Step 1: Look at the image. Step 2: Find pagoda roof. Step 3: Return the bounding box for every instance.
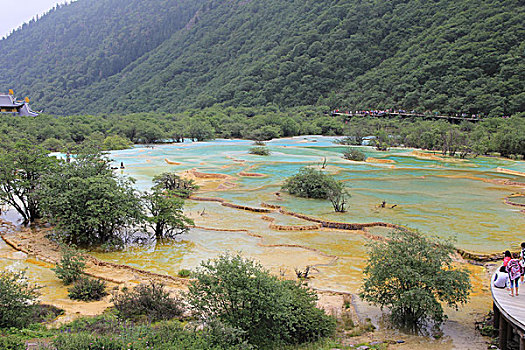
[0,95,23,108]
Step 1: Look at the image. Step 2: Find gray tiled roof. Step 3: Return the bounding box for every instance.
[0,94,21,107]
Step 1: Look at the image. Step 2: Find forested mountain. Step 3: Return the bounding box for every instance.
[0,0,523,115]
[0,0,207,112]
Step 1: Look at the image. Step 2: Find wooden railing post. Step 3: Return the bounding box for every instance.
[508,323,514,343]
[500,314,508,350]
[494,302,500,329]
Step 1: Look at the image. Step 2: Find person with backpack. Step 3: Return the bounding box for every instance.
[520,242,525,283]
[506,253,523,297]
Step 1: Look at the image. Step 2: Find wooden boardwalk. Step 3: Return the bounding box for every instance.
[491,275,525,349]
[331,112,481,123]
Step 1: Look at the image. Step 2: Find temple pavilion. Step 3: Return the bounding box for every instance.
[0,94,39,116]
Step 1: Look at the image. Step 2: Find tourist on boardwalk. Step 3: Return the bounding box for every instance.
[503,250,512,266]
[506,253,523,297]
[494,265,510,291]
[520,242,525,283]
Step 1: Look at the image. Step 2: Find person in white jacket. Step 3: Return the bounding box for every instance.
[494,265,510,291]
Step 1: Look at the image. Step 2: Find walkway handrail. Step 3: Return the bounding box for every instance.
[491,273,525,350]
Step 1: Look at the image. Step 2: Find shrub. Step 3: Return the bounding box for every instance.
[0,270,40,328]
[52,333,123,350]
[282,167,350,212]
[152,172,198,198]
[61,314,121,335]
[52,246,86,285]
[282,167,339,199]
[29,304,64,323]
[342,148,366,161]
[360,230,471,329]
[102,135,133,151]
[202,320,254,350]
[177,269,192,278]
[142,190,194,240]
[41,137,65,152]
[68,277,107,301]
[189,254,336,348]
[112,282,183,322]
[0,336,25,350]
[249,146,270,156]
[39,152,144,247]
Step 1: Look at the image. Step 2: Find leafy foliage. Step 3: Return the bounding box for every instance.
[142,190,194,240]
[188,254,336,348]
[343,116,525,158]
[0,270,40,328]
[360,230,471,329]
[282,167,349,212]
[282,167,338,199]
[0,140,57,223]
[249,146,271,156]
[112,282,183,323]
[1,0,522,116]
[152,172,198,198]
[50,319,254,350]
[342,148,366,161]
[0,0,206,115]
[68,277,107,302]
[177,269,192,278]
[52,246,86,285]
[0,336,25,350]
[102,135,133,151]
[39,152,143,246]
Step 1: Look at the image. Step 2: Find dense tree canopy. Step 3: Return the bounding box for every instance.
[360,230,471,329]
[0,0,522,115]
[0,141,57,223]
[39,152,143,246]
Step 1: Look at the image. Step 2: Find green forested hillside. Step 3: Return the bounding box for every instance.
[0,0,206,113]
[0,0,523,115]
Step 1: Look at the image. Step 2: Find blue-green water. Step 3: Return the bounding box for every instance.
[86,136,525,293]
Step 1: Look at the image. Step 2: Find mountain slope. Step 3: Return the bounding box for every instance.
[0,0,206,113]
[0,0,523,115]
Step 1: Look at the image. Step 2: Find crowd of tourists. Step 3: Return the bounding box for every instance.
[331,109,418,116]
[493,243,525,297]
[331,108,511,119]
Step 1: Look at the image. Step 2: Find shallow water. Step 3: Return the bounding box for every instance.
[94,137,522,348]
[93,138,523,291]
[3,136,523,348]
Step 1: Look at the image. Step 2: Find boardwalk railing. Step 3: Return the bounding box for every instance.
[331,111,482,123]
[491,274,525,350]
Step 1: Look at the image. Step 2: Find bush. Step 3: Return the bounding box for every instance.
[249,146,270,156]
[282,167,349,212]
[102,135,133,151]
[112,282,183,322]
[152,172,199,198]
[177,269,192,278]
[68,277,107,301]
[360,230,471,329]
[52,333,123,350]
[29,304,64,324]
[342,148,366,161]
[202,320,254,350]
[282,167,339,199]
[0,270,40,328]
[189,254,336,348]
[0,336,25,350]
[52,246,86,285]
[60,314,121,335]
